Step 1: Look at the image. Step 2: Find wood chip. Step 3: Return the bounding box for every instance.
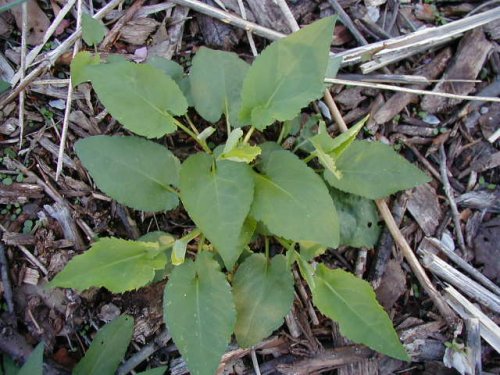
[421,28,493,113]
[407,184,443,236]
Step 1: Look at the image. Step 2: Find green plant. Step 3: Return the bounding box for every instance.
[49,17,431,375]
[0,316,166,375]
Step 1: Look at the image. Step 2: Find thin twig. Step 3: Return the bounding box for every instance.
[235,0,257,56]
[375,200,457,324]
[325,0,368,45]
[439,145,468,257]
[0,223,48,275]
[100,0,146,50]
[170,0,285,40]
[10,0,78,86]
[0,0,125,108]
[56,0,83,181]
[0,244,15,314]
[250,347,262,375]
[116,329,171,375]
[18,0,28,146]
[426,237,500,297]
[325,78,500,103]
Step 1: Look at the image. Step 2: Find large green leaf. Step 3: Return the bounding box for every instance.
[324,140,431,199]
[82,13,106,46]
[233,254,294,347]
[86,61,187,138]
[164,252,235,375]
[250,150,339,247]
[73,315,134,375]
[49,238,167,293]
[179,153,254,269]
[190,48,249,127]
[312,265,409,361]
[17,342,44,375]
[240,17,335,130]
[330,189,381,248]
[76,135,180,212]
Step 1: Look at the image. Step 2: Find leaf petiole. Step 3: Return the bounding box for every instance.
[242,126,255,144]
[173,118,212,154]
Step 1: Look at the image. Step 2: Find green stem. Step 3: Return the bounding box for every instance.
[264,236,270,259]
[174,118,212,154]
[197,234,205,252]
[277,123,286,144]
[303,152,317,164]
[242,126,255,144]
[180,228,202,243]
[184,114,200,135]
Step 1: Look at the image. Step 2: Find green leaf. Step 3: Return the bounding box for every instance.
[312,265,409,361]
[136,367,168,375]
[233,254,294,347]
[164,252,235,375]
[2,356,19,375]
[147,57,192,104]
[325,55,342,80]
[324,140,431,199]
[240,17,335,130]
[190,48,249,127]
[17,342,44,375]
[0,80,10,94]
[73,315,134,375]
[147,57,184,80]
[330,189,381,248]
[71,51,101,86]
[49,238,167,293]
[81,13,106,46]
[221,144,261,164]
[139,231,176,251]
[299,241,326,261]
[220,129,261,163]
[76,135,180,212]
[86,61,188,138]
[250,150,339,247]
[179,153,254,269]
[171,239,187,266]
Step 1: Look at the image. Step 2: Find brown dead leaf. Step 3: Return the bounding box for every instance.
[1,0,50,45]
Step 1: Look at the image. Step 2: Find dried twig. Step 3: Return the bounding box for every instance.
[10,0,78,86]
[100,0,146,50]
[116,329,171,375]
[56,0,82,181]
[439,145,468,257]
[170,0,285,40]
[325,0,367,45]
[0,243,15,314]
[235,0,257,56]
[0,0,125,108]
[421,250,500,313]
[18,0,28,145]
[250,348,262,375]
[325,78,500,103]
[466,318,482,374]
[426,237,500,297]
[375,200,457,324]
[0,223,48,275]
[445,286,500,353]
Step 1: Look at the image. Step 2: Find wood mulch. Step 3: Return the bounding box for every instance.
[0,0,499,374]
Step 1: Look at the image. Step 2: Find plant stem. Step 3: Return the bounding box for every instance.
[277,123,286,144]
[174,118,212,154]
[184,114,200,135]
[264,236,270,259]
[242,126,255,144]
[303,152,317,164]
[180,228,202,243]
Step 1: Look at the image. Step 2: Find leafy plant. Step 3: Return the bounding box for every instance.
[49,16,431,375]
